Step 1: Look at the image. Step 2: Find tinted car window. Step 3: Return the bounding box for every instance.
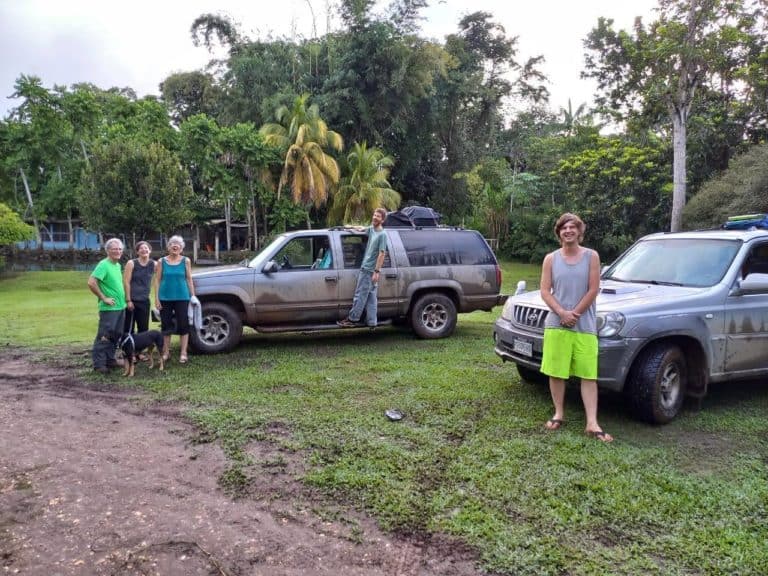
[399,230,495,266]
[341,235,392,269]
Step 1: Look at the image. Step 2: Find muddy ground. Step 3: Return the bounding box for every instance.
[0,350,481,576]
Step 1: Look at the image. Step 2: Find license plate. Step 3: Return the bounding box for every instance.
[513,338,533,357]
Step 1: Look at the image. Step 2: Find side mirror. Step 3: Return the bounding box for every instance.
[732,273,768,295]
[263,260,279,274]
[514,280,527,295]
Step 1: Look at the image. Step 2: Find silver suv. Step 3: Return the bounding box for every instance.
[493,229,768,423]
[191,227,504,354]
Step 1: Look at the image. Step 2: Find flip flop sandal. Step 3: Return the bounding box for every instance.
[545,418,564,430]
[586,430,613,443]
[179,356,188,364]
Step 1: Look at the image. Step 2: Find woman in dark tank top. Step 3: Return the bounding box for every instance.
[123,241,156,335]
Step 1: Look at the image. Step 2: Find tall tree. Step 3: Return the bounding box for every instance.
[80,140,193,238]
[160,71,221,126]
[328,141,401,224]
[583,0,768,231]
[431,11,548,218]
[260,94,343,209]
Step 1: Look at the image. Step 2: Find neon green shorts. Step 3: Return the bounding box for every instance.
[540,328,598,380]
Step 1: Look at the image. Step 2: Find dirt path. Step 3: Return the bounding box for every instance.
[0,351,480,576]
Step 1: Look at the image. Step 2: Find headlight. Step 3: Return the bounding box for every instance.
[501,298,516,321]
[596,311,625,337]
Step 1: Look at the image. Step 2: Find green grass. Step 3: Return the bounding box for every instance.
[1,266,767,575]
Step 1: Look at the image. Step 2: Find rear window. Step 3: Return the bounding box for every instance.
[399,230,495,267]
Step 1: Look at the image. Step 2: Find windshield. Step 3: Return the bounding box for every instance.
[603,238,741,288]
[246,234,289,268]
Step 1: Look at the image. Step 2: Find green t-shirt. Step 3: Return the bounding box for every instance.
[361,227,388,272]
[91,258,126,311]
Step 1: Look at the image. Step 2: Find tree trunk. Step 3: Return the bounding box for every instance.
[19,167,42,245]
[250,201,258,251]
[67,210,74,249]
[225,198,232,251]
[670,106,688,233]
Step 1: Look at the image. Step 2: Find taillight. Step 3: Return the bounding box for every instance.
[495,265,502,288]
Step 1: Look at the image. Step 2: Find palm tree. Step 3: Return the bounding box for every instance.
[260,94,343,208]
[329,142,401,224]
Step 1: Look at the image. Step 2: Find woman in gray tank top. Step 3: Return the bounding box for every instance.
[539,213,613,442]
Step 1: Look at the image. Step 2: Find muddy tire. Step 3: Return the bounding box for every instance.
[516,364,549,385]
[625,343,687,424]
[410,293,457,339]
[190,302,243,354]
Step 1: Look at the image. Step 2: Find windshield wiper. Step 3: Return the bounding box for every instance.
[631,279,684,286]
[601,275,627,282]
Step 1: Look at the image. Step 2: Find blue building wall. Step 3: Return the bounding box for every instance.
[17,226,101,250]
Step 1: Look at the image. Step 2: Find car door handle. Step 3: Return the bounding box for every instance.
[385,273,398,279]
[324,276,337,283]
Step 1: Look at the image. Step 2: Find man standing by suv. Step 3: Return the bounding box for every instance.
[540,213,613,442]
[88,237,126,374]
[338,207,388,328]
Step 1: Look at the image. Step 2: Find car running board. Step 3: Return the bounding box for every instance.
[256,319,394,333]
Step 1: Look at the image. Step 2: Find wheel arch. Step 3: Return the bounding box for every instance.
[406,286,459,317]
[198,294,247,322]
[627,335,709,398]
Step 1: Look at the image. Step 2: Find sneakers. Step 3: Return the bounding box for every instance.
[93,366,109,375]
[336,318,357,328]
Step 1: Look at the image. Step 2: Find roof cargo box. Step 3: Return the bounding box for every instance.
[384,206,442,228]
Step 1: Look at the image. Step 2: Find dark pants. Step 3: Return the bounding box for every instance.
[92,309,125,369]
[124,299,150,334]
[160,300,190,335]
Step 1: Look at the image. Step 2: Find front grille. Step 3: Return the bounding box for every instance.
[513,305,548,330]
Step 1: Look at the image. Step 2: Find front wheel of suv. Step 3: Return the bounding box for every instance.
[625,343,687,424]
[190,302,243,354]
[410,293,457,339]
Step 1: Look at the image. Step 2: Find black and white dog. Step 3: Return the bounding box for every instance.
[118,330,165,377]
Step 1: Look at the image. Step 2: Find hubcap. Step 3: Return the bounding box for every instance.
[421,303,447,332]
[659,362,681,410]
[201,314,229,345]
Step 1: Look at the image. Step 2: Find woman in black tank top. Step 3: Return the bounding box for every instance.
[123,241,156,334]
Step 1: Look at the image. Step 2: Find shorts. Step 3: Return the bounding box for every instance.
[540,328,598,380]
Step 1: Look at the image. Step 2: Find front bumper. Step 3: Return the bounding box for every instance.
[493,317,639,392]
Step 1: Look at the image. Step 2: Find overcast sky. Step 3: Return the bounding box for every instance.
[0,0,657,119]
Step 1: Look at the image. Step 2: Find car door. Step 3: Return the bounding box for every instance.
[253,234,339,325]
[338,231,399,320]
[725,242,768,374]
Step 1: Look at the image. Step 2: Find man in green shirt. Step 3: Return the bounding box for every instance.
[87,238,127,373]
[338,207,388,328]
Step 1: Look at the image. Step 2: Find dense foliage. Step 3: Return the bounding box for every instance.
[1,0,766,259]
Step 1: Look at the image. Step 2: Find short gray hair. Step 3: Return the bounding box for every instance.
[167,235,185,249]
[104,238,124,250]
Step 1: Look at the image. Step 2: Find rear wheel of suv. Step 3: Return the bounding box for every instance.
[190,302,243,354]
[516,364,549,385]
[410,293,457,339]
[625,343,687,424]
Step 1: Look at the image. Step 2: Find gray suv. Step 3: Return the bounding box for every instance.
[191,227,504,353]
[493,229,768,423]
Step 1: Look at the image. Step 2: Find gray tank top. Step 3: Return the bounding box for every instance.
[543,248,597,334]
[129,258,155,301]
